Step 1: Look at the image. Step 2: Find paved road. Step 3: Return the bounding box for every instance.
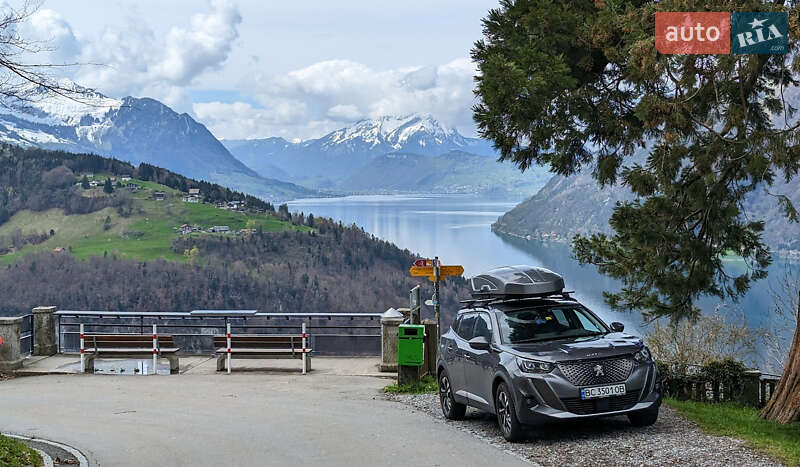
[0,373,527,466]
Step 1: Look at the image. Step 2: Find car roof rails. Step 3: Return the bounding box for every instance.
[459,290,576,309]
[469,265,567,300]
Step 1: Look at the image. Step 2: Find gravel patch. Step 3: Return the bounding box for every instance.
[386,393,781,466]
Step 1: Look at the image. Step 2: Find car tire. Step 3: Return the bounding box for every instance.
[439,371,466,420]
[628,408,659,427]
[495,382,525,442]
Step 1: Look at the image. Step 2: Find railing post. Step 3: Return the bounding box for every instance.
[32,306,57,356]
[152,324,158,375]
[79,323,85,374]
[302,322,307,375]
[0,317,23,371]
[226,323,231,374]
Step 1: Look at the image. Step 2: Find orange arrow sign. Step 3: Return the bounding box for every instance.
[409,266,434,277]
[440,265,464,276]
[409,264,464,278]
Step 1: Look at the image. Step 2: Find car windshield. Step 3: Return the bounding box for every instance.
[497,305,608,344]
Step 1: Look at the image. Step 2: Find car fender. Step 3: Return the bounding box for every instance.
[490,368,514,415]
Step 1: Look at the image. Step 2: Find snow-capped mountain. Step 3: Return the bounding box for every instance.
[224,114,497,188]
[0,82,314,201]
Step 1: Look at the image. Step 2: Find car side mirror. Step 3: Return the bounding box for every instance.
[610,322,625,332]
[468,336,490,350]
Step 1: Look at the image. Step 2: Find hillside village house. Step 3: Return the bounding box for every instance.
[210,225,230,233]
[88,180,100,187]
[183,188,201,203]
[154,191,166,201]
[121,176,132,182]
[180,224,193,235]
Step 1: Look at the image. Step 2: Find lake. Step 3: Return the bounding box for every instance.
[289,194,798,368]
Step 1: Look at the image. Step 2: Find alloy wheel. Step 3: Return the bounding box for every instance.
[440,375,453,414]
[497,389,512,434]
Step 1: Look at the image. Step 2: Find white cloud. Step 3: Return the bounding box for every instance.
[327,104,362,121]
[25,8,80,64]
[200,57,478,140]
[22,2,241,112]
[151,0,241,85]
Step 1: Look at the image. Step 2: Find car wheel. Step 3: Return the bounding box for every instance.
[495,382,525,442]
[438,371,466,420]
[628,408,659,427]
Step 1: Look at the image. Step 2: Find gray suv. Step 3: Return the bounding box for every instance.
[437,266,661,441]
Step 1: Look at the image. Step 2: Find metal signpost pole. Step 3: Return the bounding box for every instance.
[434,256,440,342]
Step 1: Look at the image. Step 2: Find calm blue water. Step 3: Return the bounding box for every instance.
[289,194,797,364]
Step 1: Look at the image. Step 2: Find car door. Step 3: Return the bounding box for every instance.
[449,312,477,398]
[462,312,498,410]
[440,315,463,387]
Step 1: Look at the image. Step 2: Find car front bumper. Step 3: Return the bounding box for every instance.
[510,361,662,425]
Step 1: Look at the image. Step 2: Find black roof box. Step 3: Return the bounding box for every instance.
[469,265,565,299]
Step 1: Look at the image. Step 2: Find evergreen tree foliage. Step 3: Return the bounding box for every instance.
[472,0,800,321]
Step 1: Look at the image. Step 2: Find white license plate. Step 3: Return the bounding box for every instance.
[580,384,626,399]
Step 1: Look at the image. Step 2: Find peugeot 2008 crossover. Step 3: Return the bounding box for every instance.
[437,265,661,442]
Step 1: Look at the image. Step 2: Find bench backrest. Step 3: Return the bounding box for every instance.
[83,334,175,349]
[213,334,305,350]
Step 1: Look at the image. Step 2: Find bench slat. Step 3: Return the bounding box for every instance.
[215,348,312,354]
[86,347,180,354]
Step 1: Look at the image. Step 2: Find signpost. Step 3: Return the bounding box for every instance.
[408,257,464,341]
[409,285,421,324]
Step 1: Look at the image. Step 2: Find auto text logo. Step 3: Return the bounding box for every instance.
[655,12,787,55]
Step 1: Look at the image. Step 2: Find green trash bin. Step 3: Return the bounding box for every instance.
[398,324,425,367]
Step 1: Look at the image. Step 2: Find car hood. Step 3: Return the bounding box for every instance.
[502,333,643,362]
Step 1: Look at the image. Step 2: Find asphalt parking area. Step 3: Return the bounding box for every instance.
[0,372,528,467]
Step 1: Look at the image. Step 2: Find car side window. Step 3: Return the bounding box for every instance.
[473,313,492,341]
[456,313,477,340]
[450,316,462,334]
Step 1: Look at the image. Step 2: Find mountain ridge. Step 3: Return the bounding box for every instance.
[0,84,315,201]
[223,113,499,189]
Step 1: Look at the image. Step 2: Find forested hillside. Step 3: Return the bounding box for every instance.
[494,170,800,255]
[0,145,465,316]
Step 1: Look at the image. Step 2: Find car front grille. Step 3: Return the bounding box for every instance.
[556,357,634,386]
[560,392,640,415]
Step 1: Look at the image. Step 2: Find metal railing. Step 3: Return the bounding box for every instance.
[20,314,33,357]
[56,310,383,356]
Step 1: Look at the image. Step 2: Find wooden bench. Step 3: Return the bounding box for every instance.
[215,334,311,372]
[82,334,180,374]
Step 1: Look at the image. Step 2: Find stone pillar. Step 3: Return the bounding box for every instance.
[33,306,58,356]
[380,308,404,372]
[422,319,438,377]
[738,370,762,407]
[0,316,23,371]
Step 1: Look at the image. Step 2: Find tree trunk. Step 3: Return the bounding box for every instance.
[760,290,800,423]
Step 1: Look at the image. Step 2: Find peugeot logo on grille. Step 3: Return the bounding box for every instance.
[594,364,604,377]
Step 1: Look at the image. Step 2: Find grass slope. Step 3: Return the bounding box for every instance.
[666,398,800,465]
[0,178,304,264]
[0,434,43,467]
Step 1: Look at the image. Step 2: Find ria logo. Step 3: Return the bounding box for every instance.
[593,364,604,377]
[731,13,787,54]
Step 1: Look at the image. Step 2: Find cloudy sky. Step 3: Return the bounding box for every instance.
[23,0,497,141]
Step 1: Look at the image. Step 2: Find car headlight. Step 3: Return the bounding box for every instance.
[633,346,651,363]
[516,357,554,374]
